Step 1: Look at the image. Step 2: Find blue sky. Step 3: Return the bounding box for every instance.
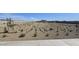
[0,13,79,21]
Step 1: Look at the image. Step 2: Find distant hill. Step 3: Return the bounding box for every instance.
[0,18,79,24]
[36,20,79,24]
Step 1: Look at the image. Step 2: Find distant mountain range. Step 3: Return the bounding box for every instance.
[36,20,79,24]
[0,18,79,24]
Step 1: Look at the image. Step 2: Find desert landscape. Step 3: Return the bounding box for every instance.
[0,18,78,41]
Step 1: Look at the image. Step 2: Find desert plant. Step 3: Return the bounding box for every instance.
[2,35,7,38]
[61,28,66,32]
[6,18,15,30]
[56,33,59,36]
[56,26,59,32]
[32,33,37,37]
[65,33,69,36]
[28,28,33,32]
[43,28,47,31]
[19,33,25,38]
[20,29,23,32]
[39,28,41,31]
[75,34,78,36]
[45,33,49,37]
[69,30,73,32]
[49,28,53,30]
[3,27,8,33]
[35,28,37,32]
[39,28,44,32]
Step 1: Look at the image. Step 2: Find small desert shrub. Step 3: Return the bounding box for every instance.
[62,29,66,32]
[32,33,37,37]
[14,31,17,33]
[56,33,59,36]
[56,27,59,32]
[43,28,47,31]
[3,27,8,33]
[2,35,7,38]
[49,28,53,30]
[69,30,73,32]
[28,28,33,32]
[76,29,78,32]
[45,33,49,37]
[35,28,37,32]
[39,28,41,31]
[4,30,8,33]
[19,33,25,38]
[39,28,43,32]
[65,33,69,36]
[75,24,78,28]
[75,34,78,36]
[20,29,23,32]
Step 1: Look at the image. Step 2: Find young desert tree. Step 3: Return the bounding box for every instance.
[6,18,15,30]
[3,27,8,33]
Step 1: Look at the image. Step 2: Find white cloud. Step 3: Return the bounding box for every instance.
[30,17,41,21]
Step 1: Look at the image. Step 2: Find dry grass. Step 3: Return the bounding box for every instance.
[0,21,78,41]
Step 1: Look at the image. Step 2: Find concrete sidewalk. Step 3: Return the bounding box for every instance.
[0,39,79,46]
